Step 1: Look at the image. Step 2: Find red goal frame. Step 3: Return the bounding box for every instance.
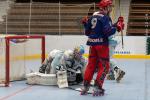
[4,35,45,87]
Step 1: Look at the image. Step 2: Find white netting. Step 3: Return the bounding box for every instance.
[9,40,26,81]
[0,35,43,85]
[0,37,6,84]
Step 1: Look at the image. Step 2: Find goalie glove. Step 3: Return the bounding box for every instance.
[56,65,65,71]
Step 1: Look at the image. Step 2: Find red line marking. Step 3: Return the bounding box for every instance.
[0,85,33,100]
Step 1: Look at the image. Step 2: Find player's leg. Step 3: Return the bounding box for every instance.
[93,45,109,96]
[39,56,53,73]
[114,66,125,83]
[81,46,97,95]
[93,59,109,96]
[106,60,116,80]
[50,52,64,74]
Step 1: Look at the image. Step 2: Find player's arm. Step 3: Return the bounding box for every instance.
[102,16,117,37]
[81,16,92,36]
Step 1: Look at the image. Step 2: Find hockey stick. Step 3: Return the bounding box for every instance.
[118,0,124,49]
[68,86,93,94]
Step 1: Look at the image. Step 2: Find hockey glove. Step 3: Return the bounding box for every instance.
[81,16,88,25]
[116,16,124,32]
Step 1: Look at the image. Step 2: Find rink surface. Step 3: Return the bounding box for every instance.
[0,59,150,100]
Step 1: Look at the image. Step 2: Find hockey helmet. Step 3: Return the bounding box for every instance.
[74,45,85,55]
[98,0,113,8]
[73,45,85,60]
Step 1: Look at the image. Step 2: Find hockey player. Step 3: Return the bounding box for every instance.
[107,37,125,83]
[39,45,86,85]
[80,0,124,96]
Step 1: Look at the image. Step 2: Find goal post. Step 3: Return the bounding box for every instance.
[0,35,45,87]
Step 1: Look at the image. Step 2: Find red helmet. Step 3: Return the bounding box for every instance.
[98,0,112,8]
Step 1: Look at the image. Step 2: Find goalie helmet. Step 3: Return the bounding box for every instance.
[63,49,74,60]
[98,0,113,8]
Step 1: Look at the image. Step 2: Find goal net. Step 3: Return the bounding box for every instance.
[0,35,45,86]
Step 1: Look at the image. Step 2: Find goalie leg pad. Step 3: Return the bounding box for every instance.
[26,72,57,85]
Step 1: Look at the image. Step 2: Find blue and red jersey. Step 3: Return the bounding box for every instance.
[83,12,117,46]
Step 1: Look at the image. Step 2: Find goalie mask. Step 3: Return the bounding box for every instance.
[63,50,74,60]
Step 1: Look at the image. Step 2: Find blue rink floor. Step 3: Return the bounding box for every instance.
[0,59,150,100]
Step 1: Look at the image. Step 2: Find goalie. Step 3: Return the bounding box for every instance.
[36,45,86,85]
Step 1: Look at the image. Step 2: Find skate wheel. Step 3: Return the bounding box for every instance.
[92,92,99,96]
[92,92,94,96]
[100,93,104,96]
[80,91,87,95]
[92,92,96,96]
